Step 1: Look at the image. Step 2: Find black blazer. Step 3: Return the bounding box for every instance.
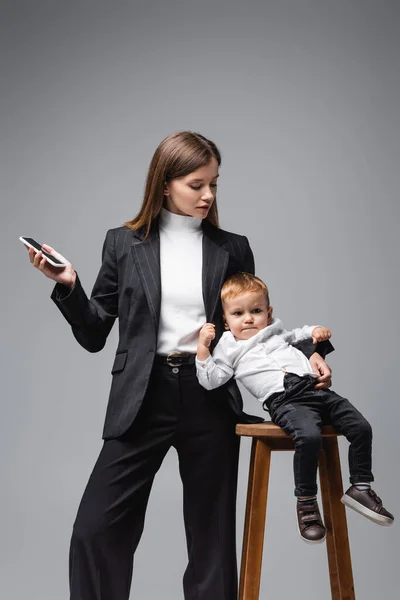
[52,219,332,439]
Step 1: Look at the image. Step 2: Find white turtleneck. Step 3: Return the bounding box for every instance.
[156,207,206,355]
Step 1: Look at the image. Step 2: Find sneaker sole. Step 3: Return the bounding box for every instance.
[296,508,326,544]
[341,494,393,526]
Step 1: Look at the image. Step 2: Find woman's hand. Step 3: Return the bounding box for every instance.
[309,352,332,389]
[27,243,76,288]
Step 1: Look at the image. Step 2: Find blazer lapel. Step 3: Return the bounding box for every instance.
[130,219,228,333]
[202,223,229,323]
[131,225,161,332]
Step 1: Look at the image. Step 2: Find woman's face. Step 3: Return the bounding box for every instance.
[164,157,219,218]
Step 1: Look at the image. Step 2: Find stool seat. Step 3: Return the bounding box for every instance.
[237,422,339,437]
[236,421,355,600]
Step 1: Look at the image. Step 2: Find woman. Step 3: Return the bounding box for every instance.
[27,131,332,599]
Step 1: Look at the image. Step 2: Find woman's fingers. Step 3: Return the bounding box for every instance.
[32,250,43,268]
[39,255,47,271]
[31,250,49,273]
[42,243,70,266]
[314,369,332,389]
[29,248,46,270]
[26,244,75,286]
[309,353,332,389]
[28,247,36,263]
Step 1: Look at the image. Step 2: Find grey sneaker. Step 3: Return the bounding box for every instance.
[341,486,394,526]
[296,499,326,544]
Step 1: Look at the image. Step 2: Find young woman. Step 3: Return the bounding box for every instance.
[27,131,332,599]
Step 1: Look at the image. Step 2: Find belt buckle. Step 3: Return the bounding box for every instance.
[166,352,185,367]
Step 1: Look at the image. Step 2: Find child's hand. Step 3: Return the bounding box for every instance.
[312,326,332,344]
[199,323,216,348]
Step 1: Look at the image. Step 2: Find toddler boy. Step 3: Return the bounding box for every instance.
[196,272,394,543]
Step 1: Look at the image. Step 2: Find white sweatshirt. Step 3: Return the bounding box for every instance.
[196,318,318,402]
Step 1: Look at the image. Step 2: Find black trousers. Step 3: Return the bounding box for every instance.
[265,373,374,497]
[69,361,240,600]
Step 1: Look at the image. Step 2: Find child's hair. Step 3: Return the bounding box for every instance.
[221,272,270,305]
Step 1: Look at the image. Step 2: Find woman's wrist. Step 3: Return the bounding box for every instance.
[65,270,77,289]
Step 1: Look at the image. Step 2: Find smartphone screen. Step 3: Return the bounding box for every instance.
[20,237,65,266]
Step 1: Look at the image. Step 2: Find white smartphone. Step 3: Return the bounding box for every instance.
[19,236,66,268]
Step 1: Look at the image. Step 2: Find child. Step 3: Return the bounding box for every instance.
[196,272,394,543]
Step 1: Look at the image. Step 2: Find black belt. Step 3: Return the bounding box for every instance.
[155,352,196,367]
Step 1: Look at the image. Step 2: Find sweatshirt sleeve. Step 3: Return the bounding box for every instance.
[284,325,317,345]
[196,339,234,390]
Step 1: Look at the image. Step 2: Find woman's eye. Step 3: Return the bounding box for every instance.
[190,183,218,191]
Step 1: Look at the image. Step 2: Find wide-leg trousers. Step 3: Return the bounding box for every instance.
[69,360,240,599]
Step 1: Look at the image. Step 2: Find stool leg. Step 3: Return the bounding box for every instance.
[319,438,355,600]
[239,438,271,600]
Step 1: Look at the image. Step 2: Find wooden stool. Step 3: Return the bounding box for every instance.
[236,422,355,600]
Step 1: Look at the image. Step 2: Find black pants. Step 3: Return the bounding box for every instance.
[69,362,239,600]
[265,373,373,497]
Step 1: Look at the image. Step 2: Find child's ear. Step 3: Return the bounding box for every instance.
[267,306,273,324]
[224,322,230,330]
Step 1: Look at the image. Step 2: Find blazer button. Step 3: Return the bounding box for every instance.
[172,367,179,374]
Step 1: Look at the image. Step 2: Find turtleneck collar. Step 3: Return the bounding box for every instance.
[159,207,202,232]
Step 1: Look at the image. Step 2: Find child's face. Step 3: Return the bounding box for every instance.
[223,291,273,340]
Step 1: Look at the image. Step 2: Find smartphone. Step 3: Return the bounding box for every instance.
[19,236,66,268]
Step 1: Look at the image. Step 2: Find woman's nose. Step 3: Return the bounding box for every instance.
[201,189,214,201]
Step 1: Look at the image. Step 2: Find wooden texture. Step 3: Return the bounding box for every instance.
[320,438,356,600]
[236,423,355,600]
[239,438,271,600]
[236,422,338,438]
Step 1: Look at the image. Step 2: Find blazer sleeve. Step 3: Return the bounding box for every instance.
[294,338,334,359]
[242,236,255,275]
[50,229,118,352]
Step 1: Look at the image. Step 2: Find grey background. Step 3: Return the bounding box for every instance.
[1,1,399,598]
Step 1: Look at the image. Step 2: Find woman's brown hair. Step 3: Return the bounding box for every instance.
[124,131,221,237]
